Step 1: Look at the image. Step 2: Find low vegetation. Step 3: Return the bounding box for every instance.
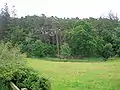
[0,42,50,90]
[12,68,51,90]
[28,58,120,90]
[0,42,25,90]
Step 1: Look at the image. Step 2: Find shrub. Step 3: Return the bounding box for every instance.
[0,42,51,90]
[60,43,71,58]
[0,42,26,90]
[12,68,51,90]
[117,47,120,57]
[43,44,56,57]
[102,43,113,60]
[0,78,10,90]
[20,39,56,58]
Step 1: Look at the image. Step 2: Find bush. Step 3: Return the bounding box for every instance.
[0,42,51,90]
[12,68,51,90]
[0,42,26,90]
[60,43,71,58]
[117,47,120,57]
[0,78,10,90]
[102,43,113,60]
[0,42,26,80]
[20,39,56,58]
[43,44,56,57]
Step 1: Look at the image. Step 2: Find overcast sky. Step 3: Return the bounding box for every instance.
[0,0,120,18]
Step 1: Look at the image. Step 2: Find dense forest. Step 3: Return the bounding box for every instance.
[1,3,120,60]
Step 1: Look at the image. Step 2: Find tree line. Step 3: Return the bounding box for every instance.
[1,4,120,60]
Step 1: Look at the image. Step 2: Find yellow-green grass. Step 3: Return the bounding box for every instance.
[27,58,120,90]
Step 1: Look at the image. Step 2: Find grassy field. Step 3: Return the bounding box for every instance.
[27,58,120,90]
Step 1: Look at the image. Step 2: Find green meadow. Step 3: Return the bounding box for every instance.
[27,58,120,90]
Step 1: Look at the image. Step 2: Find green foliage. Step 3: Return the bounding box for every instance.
[12,68,51,90]
[0,42,26,90]
[0,79,10,90]
[20,39,56,58]
[1,4,120,59]
[0,42,51,90]
[114,38,120,56]
[0,42,25,80]
[95,37,105,56]
[102,43,113,60]
[117,46,120,57]
[67,23,98,57]
[10,26,26,44]
[43,44,56,57]
[29,40,45,57]
[0,3,11,41]
[60,43,71,58]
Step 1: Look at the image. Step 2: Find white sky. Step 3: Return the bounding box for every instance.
[0,0,120,18]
